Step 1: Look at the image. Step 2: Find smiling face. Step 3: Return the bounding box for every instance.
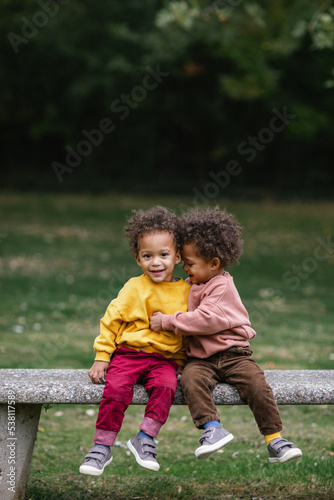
[135,231,181,283]
[182,242,222,284]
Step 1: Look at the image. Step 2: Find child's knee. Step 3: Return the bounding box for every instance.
[104,376,133,402]
[146,378,177,394]
[180,366,201,390]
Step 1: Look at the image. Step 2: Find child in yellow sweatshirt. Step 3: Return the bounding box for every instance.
[79,206,190,476]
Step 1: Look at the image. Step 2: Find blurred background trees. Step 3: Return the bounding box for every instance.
[1,0,334,196]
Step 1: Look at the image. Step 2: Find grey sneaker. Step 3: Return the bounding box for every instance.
[268,438,302,463]
[79,445,113,476]
[195,426,234,459]
[127,434,160,471]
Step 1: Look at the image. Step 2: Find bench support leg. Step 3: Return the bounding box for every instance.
[0,404,42,500]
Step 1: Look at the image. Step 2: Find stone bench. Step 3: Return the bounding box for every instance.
[1,368,333,500]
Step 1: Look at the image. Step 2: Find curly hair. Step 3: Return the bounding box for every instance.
[124,205,182,256]
[180,207,243,268]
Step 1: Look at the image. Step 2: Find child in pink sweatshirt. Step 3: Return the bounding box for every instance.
[150,207,302,464]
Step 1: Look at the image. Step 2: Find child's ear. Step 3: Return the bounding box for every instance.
[135,255,142,267]
[210,257,221,270]
[175,251,181,264]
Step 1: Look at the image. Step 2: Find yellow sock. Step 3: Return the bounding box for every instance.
[264,432,282,446]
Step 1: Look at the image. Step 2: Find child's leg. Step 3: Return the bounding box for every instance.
[222,350,282,436]
[127,354,178,472]
[94,349,144,445]
[81,349,157,475]
[222,348,302,463]
[180,356,234,459]
[140,355,178,437]
[81,355,133,476]
[94,375,134,446]
[180,358,220,428]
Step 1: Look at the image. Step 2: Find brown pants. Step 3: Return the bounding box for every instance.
[180,347,283,436]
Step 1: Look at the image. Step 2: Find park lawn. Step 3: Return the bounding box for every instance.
[0,192,333,499]
[27,403,332,500]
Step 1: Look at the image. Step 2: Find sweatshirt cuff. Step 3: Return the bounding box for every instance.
[94,351,112,362]
[161,314,175,333]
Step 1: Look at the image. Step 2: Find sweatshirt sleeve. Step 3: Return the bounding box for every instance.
[161,299,231,336]
[93,302,124,362]
[161,280,253,339]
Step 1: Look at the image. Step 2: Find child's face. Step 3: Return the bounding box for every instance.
[135,231,181,283]
[182,243,222,284]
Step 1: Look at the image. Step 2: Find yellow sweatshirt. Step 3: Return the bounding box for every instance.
[94,274,191,366]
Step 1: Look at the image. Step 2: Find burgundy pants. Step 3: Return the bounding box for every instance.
[180,347,283,436]
[94,347,178,446]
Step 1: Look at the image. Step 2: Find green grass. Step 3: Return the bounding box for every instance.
[0,192,333,499]
[27,404,333,500]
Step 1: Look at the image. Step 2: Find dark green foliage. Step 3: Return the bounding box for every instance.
[1,1,334,194]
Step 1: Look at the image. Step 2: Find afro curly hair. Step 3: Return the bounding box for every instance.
[124,205,182,256]
[180,207,243,268]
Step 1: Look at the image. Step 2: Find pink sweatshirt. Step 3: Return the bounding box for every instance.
[161,272,256,359]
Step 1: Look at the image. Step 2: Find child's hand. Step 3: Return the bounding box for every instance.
[88,360,109,384]
[176,365,183,375]
[149,312,163,331]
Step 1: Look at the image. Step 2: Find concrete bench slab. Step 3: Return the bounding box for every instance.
[0,368,333,500]
[1,368,334,405]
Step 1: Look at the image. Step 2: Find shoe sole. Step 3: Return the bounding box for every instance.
[269,448,302,463]
[195,433,234,460]
[127,439,160,471]
[79,456,113,476]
